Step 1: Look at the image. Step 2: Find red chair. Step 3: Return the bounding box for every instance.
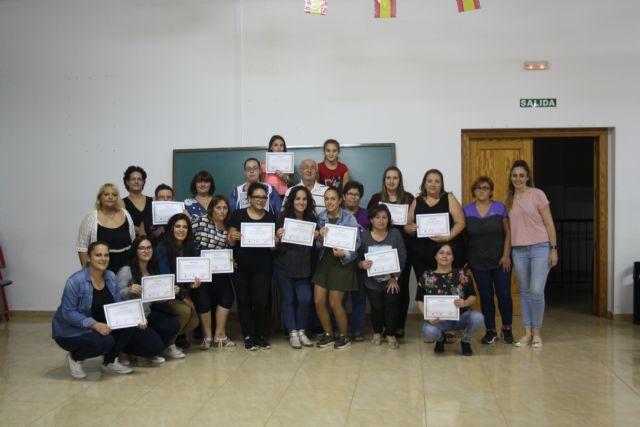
[0,245,12,321]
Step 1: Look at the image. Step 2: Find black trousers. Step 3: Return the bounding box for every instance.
[365,286,400,337]
[232,268,272,338]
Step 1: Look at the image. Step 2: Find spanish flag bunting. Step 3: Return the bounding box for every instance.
[457,0,481,13]
[305,0,327,15]
[375,0,396,19]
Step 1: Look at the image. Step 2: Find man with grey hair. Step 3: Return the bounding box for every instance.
[283,159,329,215]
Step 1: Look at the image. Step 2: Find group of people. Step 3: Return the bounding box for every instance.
[52,135,558,379]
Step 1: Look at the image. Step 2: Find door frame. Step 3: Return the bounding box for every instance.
[461,128,609,318]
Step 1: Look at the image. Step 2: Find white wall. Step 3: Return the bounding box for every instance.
[1,0,639,314]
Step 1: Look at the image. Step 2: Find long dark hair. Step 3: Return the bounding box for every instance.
[506,160,534,209]
[380,166,410,204]
[277,185,316,227]
[268,135,287,152]
[161,213,196,273]
[128,236,159,283]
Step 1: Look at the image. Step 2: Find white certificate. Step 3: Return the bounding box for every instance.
[241,223,275,248]
[265,152,295,174]
[103,300,146,330]
[152,201,185,225]
[176,257,212,283]
[382,203,409,226]
[201,249,234,274]
[281,218,316,247]
[416,213,450,238]
[423,295,460,321]
[364,249,401,277]
[141,274,175,302]
[323,224,358,252]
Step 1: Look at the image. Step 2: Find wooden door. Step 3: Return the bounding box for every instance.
[461,137,534,317]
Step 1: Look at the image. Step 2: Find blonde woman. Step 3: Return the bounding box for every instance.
[77,183,135,273]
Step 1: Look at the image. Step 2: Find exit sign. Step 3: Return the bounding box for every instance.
[520,98,557,108]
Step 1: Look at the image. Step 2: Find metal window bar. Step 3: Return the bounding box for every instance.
[548,219,593,284]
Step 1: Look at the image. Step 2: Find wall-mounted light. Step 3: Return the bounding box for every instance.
[524,61,549,71]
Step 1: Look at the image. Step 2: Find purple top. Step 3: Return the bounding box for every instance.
[348,207,369,231]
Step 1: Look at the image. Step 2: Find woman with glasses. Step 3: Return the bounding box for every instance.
[229,157,282,216]
[464,176,513,345]
[506,160,558,348]
[228,182,277,351]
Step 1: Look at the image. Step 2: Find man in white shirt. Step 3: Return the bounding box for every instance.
[283,159,328,216]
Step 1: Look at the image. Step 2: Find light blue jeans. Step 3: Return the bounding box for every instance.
[422,311,484,343]
[512,243,551,329]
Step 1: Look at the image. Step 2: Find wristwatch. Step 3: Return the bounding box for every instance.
[549,244,558,250]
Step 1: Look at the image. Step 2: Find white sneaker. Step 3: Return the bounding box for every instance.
[102,360,133,375]
[66,353,87,379]
[298,330,314,347]
[147,355,166,364]
[289,330,302,349]
[163,344,186,359]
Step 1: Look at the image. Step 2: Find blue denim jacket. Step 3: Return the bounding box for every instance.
[51,267,120,338]
[316,208,361,265]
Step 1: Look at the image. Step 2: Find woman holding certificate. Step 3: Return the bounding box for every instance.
[52,242,165,378]
[367,166,415,338]
[357,204,406,349]
[274,186,317,349]
[416,243,484,356]
[261,135,295,199]
[184,170,215,221]
[464,176,514,345]
[228,183,277,351]
[314,187,360,350]
[192,196,236,349]
[506,160,558,348]
[76,183,136,273]
[154,213,201,358]
[405,169,466,279]
[117,236,181,361]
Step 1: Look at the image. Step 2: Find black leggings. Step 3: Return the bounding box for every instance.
[190,274,235,313]
[232,269,272,338]
[365,286,400,337]
[147,311,181,348]
[396,258,413,331]
[54,327,164,363]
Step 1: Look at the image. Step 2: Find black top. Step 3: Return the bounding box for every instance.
[91,285,115,323]
[123,196,153,233]
[415,269,475,314]
[97,218,132,273]
[412,195,466,270]
[229,208,276,273]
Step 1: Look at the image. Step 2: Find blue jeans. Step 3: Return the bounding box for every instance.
[273,266,312,332]
[512,243,551,329]
[421,310,484,343]
[472,267,513,330]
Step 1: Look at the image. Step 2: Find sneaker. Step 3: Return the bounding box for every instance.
[118,352,130,366]
[298,330,314,347]
[481,330,497,345]
[66,353,87,379]
[244,337,259,351]
[513,335,532,347]
[501,328,514,344]
[200,337,213,351]
[102,360,133,375]
[434,337,445,354]
[163,344,186,359]
[334,335,351,350]
[531,336,543,348]
[256,336,271,350]
[316,333,335,348]
[461,341,473,356]
[147,355,166,364]
[289,331,302,349]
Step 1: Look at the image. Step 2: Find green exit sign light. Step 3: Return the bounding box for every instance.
[520,98,557,108]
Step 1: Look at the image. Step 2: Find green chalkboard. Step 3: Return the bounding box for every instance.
[173,144,396,202]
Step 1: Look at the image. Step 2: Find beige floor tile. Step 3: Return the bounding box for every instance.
[267,406,349,426]
[190,404,273,426]
[346,408,426,427]
[426,410,507,427]
[113,402,204,427]
[0,400,62,426]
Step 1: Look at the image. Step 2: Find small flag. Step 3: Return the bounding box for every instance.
[457,0,480,13]
[375,0,396,19]
[305,0,328,15]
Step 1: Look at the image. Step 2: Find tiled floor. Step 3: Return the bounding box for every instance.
[1,307,639,426]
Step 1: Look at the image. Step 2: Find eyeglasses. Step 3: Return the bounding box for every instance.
[137,246,152,252]
[345,192,360,197]
[245,167,260,172]
[474,186,492,191]
[252,196,268,201]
